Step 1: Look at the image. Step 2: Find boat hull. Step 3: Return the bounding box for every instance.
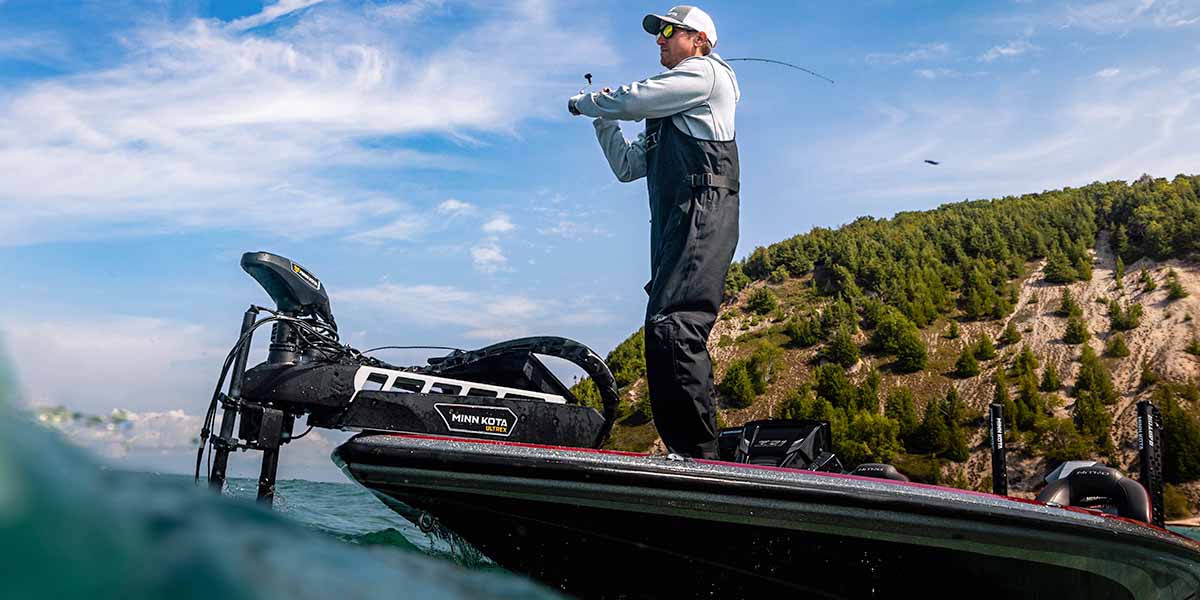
[334,433,1200,599]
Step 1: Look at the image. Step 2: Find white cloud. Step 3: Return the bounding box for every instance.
[536,219,608,239]
[0,3,611,246]
[791,61,1200,217]
[865,43,950,66]
[436,198,475,216]
[371,0,445,22]
[335,283,538,338]
[1022,0,1200,31]
[1,316,227,414]
[227,0,328,32]
[979,39,1038,62]
[333,282,613,340]
[470,239,508,272]
[1096,67,1122,78]
[482,214,515,233]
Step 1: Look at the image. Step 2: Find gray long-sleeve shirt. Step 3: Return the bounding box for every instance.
[572,53,740,183]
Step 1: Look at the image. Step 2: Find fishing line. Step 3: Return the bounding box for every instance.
[725,57,835,84]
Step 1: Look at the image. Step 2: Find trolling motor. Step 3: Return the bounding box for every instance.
[197,252,620,506]
[203,253,340,501]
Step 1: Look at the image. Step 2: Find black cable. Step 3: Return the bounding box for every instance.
[290,425,315,440]
[361,345,463,354]
[725,57,835,84]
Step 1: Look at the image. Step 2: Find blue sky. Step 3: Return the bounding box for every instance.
[2,0,1199,480]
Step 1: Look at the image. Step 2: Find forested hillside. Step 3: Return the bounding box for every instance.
[574,174,1200,519]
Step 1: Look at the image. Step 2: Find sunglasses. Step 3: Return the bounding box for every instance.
[658,23,695,39]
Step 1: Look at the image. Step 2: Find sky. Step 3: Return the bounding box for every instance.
[1,0,1199,481]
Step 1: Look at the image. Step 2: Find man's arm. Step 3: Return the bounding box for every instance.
[593,118,647,182]
[571,58,713,122]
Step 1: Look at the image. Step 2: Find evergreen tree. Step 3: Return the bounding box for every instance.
[1015,372,1044,431]
[1140,269,1157,293]
[1073,247,1094,282]
[974,333,997,360]
[813,363,857,410]
[1139,362,1159,389]
[821,326,860,368]
[719,361,755,408]
[1186,338,1200,356]
[747,343,783,394]
[894,328,928,373]
[1167,269,1188,300]
[1104,333,1131,358]
[1074,346,1118,405]
[857,368,882,414]
[1044,247,1077,283]
[945,321,960,339]
[784,317,820,348]
[1108,299,1143,331]
[885,387,920,447]
[1013,344,1040,378]
[955,346,980,378]
[913,398,951,456]
[724,262,751,298]
[999,322,1022,345]
[1158,386,1200,483]
[1057,288,1080,318]
[1072,390,1113,453]
[942,388,971,462]
[747,287,780,315]
[1064,314,1090,344]
[1114,256,1125,288]
[1039,363,1061,392]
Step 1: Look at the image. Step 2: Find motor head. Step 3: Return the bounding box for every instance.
[240,252,337,331]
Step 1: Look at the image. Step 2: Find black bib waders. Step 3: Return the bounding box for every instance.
[643,117,740,458]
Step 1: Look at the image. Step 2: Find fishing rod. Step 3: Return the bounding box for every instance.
[724,57,835,84]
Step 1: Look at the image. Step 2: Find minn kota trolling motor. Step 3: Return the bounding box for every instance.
[196,251,622,505]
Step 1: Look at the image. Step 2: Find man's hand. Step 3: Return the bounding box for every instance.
[568,93,584,116]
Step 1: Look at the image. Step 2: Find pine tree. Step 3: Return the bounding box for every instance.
[1074,346,1118,405]
[1015,373,1043,430]
[720,361,755,408]
[945,321,960,339]
[885,387,919,447]
[1039,363,1061,392]
[1104,333,1131,358]
[1167,269,1188,300]
[747,287,780,315]
[1013,344,1040,379]
[955,346,980,378]
[821,326,860,368]
[813,363,857,410]
[894,327,928,373]
[1044,247,1077,283]
[1073,390,1113,453]
[1064,314,1089,344]
[999,322,1022,345]
[942,388,970,462]
[1158,386,1200,483]
[784,317,820,348]
[1114,256,1126,288]
[1139,362,1159,389]
[974,333,997,360]
[1140,269,1157,293]
[1057,288,1080,318]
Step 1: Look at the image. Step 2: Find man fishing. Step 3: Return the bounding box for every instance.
[569,5,740,459]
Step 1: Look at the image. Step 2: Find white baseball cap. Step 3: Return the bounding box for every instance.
[642,5,717,48]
